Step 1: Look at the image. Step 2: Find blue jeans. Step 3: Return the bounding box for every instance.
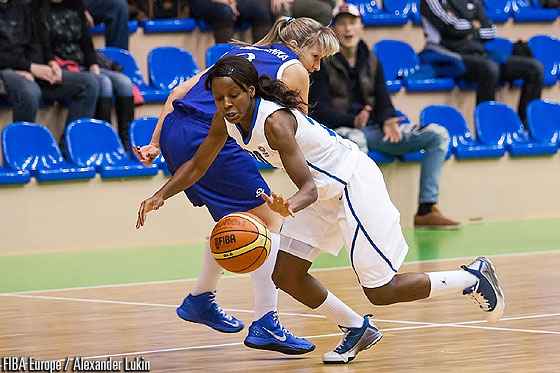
[82,0,129,50]
[362,123,449,204]
[96,68,133,98]
[1,68,99,124]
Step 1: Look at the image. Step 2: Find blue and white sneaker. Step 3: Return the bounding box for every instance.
[462,257,505,323]
[176,292,244,333]
[322,315,382,364]
[243,311,315,355]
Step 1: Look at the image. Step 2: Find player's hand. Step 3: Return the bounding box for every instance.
[134,143,161,166]
[136,194,165,229]
[89,64,101,75]
[382,117,404,143]
[262,191,294,217]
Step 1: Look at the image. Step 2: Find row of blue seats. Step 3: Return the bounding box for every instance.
[95,33,560,107]
[370,99,560,164]
[1,98,559,185]
[375,35,560,92]
[88,0,560,34]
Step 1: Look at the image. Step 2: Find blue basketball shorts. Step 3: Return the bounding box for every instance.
[160,110,270,222]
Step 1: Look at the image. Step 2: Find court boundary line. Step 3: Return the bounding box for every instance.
[43,313,560,363]
[2,249,559,296]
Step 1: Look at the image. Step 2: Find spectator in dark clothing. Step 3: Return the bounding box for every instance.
[309,4,460,229]
[32,0,135,153]
[0,0,99,128]
[420,0,544,123]
[189,0,272,44]
[82,0,129,50]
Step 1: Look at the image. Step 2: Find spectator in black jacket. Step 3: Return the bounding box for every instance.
[0,0,98,128]
[32,0,135,154]
[420,0,544,123]
[309,4,460,229]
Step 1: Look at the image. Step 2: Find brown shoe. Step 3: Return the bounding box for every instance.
[414,206,462,229]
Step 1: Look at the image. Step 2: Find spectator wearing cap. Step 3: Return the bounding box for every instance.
[309,3,461,229]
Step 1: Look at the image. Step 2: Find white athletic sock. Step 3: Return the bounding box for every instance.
[250,232,279,320]
[426,270,478,298]
[191,241,224,296]
[315,291,364,328]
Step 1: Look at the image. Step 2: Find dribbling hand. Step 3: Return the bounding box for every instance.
[262,191,294,217]
[134,143,161,166]
[136,195,165,229]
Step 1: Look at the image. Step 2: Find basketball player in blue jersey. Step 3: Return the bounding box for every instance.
[134,17,340,355]
[137,56,505,364]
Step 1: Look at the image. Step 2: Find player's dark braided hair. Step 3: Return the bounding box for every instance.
[205,55,306,110]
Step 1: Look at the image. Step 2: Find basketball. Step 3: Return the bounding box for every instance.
[210,212,271,274]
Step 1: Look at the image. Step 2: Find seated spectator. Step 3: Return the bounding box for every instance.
[83,0,129,50]
[0,0,99,143]
[271,0,344,26]
[189,0,272,43]
[309,4,460,229]
[32,0,135,154]
[420,0,544,124]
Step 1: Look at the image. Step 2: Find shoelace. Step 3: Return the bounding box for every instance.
[465,281,491,311]
[208,293,234,321]
[334,327,351,353]
[272,312,294,336]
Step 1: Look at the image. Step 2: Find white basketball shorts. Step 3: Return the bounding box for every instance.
[280,152,409,288]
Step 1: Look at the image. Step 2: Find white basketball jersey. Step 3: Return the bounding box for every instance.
[225,99,360,200]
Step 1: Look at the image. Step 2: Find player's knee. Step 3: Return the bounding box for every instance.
[363,279,398,305]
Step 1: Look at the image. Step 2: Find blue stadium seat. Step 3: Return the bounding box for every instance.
[483,0,512,22]
[374,40,455,92]
[2,122,96,182]
[129,117,170,174]
[65,118,159,178]
[148,47,200,92]
[206,43,236,68]
[368,151,396,163]
[346,0,409,25]
[528,35,560,86]
[421,105,506,158]
[475,101,558,156]
[98,47,167,102]
[511,0,558,22]
[526,99,560,146]
[380,0,417,21]
[90,20,139,34]
[0,166,30,185]
[141,18,196,33]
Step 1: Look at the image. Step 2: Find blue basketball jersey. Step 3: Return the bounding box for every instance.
[173,44,300,123]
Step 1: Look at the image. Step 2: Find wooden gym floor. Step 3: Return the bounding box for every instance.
[2,249,560,372]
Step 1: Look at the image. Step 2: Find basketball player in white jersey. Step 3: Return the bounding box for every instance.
[137,56,505,364]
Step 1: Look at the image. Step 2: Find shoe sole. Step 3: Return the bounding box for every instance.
[244,340,315,355]
[478,257,505,323]
[176,306,243,333]
[322,330,383,364]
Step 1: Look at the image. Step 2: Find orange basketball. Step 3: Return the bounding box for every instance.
[210,212,271,274]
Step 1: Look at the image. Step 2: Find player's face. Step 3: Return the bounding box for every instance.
[298,44,323,74]
[212,77,255,125]
[332,15,363,49]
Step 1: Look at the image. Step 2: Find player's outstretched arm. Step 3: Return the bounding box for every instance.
[134,68,210,166]
[264,110,317,214]
[136,112,228,228]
